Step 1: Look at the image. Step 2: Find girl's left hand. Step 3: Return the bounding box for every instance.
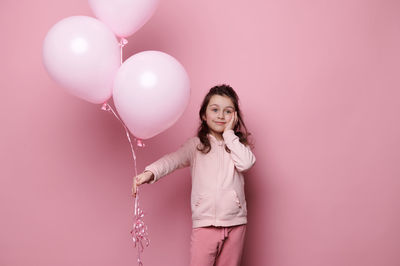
[224,111,238,132]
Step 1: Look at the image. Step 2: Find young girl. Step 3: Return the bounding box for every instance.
[132,84,256,266]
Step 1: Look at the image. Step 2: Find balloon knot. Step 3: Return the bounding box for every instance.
[119,38,128,47]
[136,139,145,147]
[101,102,111,111]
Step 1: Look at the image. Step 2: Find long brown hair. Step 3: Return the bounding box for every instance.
[197,84,253,153]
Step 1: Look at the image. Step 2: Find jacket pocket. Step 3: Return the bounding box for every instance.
[191,193,214,221]
[217,189,243,219]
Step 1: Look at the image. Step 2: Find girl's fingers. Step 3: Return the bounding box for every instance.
[136,174,146,186]
[132,179,137,197]
[226,113,234,131]
[133,175,141,197]
[233,111,237,127]
[133,172,152,197]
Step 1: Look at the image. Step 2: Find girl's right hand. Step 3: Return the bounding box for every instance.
[132,171,154,197]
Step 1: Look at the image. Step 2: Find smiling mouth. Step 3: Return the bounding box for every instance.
[215,121,225,125]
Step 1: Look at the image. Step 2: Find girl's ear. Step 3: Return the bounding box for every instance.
[202,114,206,121]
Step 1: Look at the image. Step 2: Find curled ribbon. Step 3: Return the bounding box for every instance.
[131,189,150,266]
[101,102,149,265]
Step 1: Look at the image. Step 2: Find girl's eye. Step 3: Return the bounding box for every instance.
[226,110,232,114]
[212,109,218,112]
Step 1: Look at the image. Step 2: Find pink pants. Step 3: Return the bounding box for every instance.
[190,224,247,266]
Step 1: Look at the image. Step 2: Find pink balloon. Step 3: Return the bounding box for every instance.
[42,16,120,104]
[113,51,190,139]
[88,0,160,38]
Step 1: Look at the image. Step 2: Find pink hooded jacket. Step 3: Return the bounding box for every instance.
[144,129,256,228]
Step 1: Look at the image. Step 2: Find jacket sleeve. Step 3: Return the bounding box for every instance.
[222,130,256,172]
[144,137,197,183]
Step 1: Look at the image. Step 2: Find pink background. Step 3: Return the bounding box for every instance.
[1,0,400,265]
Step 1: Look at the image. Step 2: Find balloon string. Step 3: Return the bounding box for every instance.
[101,102,149,265]
[119,37,128,65]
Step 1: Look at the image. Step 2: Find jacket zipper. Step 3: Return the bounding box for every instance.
[215,144,221,225]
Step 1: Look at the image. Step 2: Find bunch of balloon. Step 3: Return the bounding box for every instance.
[42,1,191,265]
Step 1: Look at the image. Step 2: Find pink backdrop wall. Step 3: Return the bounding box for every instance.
[1,0,400,265]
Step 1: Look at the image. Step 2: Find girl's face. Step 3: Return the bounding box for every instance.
[202,94,235,139]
